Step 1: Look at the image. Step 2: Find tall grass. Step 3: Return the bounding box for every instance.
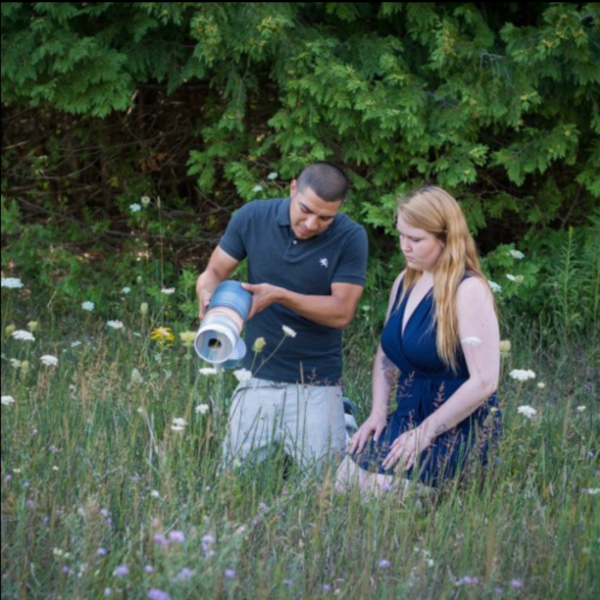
[1,294,598,600]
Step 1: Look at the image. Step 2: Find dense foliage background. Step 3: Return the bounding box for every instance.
[2,2,599,332]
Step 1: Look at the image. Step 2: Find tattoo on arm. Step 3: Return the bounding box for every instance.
[434,424,448,436]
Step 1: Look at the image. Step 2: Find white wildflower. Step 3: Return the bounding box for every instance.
[10,359,21,369]
[161,287,175,295]
[233,368,253,383]
[537,382,546,389]
[509,369,536,381]
[121,287,131,294]
[150,490,160,498]
[509,249,525,260]
[199,367,219,376]
[12,330,35,342]
[506,274,517,282]
[576,406,586,412]
[517,405,537,419]
[282,325,297,338]
[130,203,142,213]
[172,418,187,428]
[40,355,59,367]
[488,280,502,293]
[81,301,95,311]
[583,488,600,495]
[267,172,278,180]
[252,185,263,193]
[1,395,15,406]
[195,404,210,415]
[140,196,151,207]
[130,368,144,385]
[171,425,185,432]
[461,337,482,346]
[71,340,82,347]
[1,277,24,289]
[106,320,124,330]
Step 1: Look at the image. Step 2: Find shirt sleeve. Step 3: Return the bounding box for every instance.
[331,224,368,286]
[217,203,252,261]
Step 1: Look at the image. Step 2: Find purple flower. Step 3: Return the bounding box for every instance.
[323,584,331,592]
[144,564,154,574]
[106,517,113,525]
[104,588,111,597]
[113,564,129,577]
[495,587,504,595]
[173,567,194,582]
[283,580,294,586]
[4,475,12,483]
[24,481,30,488]
[154,533,170,548]
[43,516,50,524]
[148,590,171,600]
[97,548,107,556]
[457,576,479,586]
[100,508,109,517]
[510,579,523,589]
[258,502,268,512]
[32,429,38,435]
[61,566,71,574]
[168,530,185,544]
[26,500,36,509]
[224,568,235,579]
[378,559,391,569]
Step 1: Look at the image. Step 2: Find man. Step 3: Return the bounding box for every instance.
[196,162,368,472]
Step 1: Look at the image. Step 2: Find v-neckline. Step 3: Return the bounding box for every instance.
[401,282,433,337]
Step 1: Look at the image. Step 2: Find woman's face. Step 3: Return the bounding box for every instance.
[396,213,444,273]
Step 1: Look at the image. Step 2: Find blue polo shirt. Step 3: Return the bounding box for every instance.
[218,197,368,384]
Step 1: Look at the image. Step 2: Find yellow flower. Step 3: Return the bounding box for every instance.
[499,340,511,354]
[150,327,175,347]
[252,337,266,352]
[179,331,196,346]
[140,302,149,315]
[5,324,15,336]
[27,321,38,332]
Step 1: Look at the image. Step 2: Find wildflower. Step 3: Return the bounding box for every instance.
[509,249,525,260]
[150,327,175,346]
[224,568,236,579]
[10,359,21,369]
[141,195,151,207]
[576,406,586,412]
[233,369,252,383]
[172,417,187,426]
[1,396,15,406]
[509,369,536,381]
[252,337,266,352]
[282,325,297,338]
[258,502,268,512]
[106,320,124,330]
[537,382,545,389]
[81,301,95,311]
[161,287,175,295]
[20,360,30,373]
[1,277,24,289]
[267,172,278,180]
[488,280,502,293]
[27,321,38,332]
[494,587,504,595]
[150,490,160,498]
[144,565,154,574]
[457,576,479,586]
[140,302,149,315]
[97,548,107,556]
[12,330,35,341]
[378,559,391,569]
[199,367,218,376]
[130,368,144,385]
[5,324,16,336]
[121,287,131,294]
[517,405,537,419]
[41,355,59,367]
[168,530,186,544]
[147,589,171,600]
[461,337,481,346]
[195,404,210,415]
[130,203,142,213]
[173,567,194,582]
[499,340,511,353]
[113,564,129,577]
[104,589,111,597]
[510,579,523,590]
[581,488,600,495]
[252,185,263,193]
[71,340,82,348]
[179,331,196,346]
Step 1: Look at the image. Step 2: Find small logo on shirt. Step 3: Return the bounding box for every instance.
[319,258,329,268]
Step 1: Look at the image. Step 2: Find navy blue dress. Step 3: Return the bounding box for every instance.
[352,278,502,486]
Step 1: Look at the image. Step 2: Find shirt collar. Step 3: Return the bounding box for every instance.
[276,197,291,226]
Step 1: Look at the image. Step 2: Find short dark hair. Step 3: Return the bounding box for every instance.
[296,162,349,202]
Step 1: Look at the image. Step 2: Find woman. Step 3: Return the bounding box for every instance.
[336,186,501,496]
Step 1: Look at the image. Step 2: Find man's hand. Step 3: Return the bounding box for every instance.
[241,282,281,320]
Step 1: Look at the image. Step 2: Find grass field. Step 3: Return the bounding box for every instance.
[1,297,598,599]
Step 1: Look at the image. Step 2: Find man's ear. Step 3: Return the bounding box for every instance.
[290,179,297,196]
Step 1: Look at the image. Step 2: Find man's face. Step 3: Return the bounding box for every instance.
[289,181,342,240]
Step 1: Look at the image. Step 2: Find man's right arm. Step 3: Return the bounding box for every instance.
[196,246,240,319]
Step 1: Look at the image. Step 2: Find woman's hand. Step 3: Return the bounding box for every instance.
[349,412,387,455]
[381,426,433,472]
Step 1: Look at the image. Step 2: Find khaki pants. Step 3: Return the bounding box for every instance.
[223,377,347,472]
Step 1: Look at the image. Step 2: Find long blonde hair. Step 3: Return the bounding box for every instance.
[397,186,490,372]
